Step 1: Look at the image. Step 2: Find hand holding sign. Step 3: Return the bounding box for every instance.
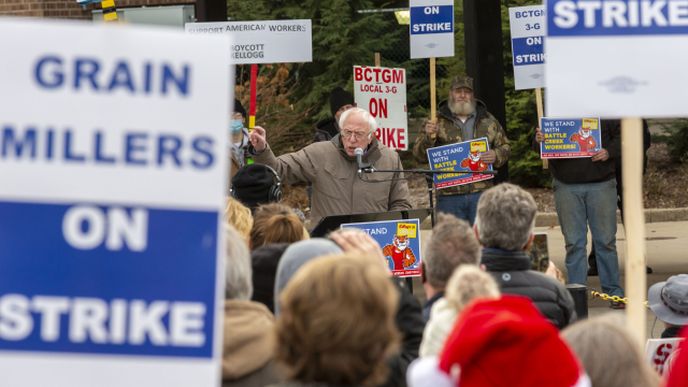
[591,148,609,162]
[535,127,544,143]
[249,126,267,152]
[424,120,439,138]
[330,228,388,273]
[479,150,497,164]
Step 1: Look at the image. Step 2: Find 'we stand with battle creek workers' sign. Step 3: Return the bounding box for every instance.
[540,118,602,159]
[426,138,494,189]
[186,19,312,64]
[353,65,408,151]
[0,19,229,387]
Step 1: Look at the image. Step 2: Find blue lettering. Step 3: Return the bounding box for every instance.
[34,56,64,89]
[94,131,116,164]
[45,128,55,160]
[74,57,101,92]
[161,63,190,97]
[125,133,148,166]
[63,131,86,162]
[157,135,182,167]
[2,126,37,159]
[191,136,214,169]
[107,61,136,94]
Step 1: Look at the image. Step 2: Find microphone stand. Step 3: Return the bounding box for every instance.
[359,167,497,227]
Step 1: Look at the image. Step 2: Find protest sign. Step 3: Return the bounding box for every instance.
[185,19,312,64]
[540,118,602,159]
[341,219,422,278]
[426,138,494,189]
[409,0,454,59]
[353,65,408,150]
[545,0,688,117]
[646,338,684,376]
[508,5,545,90]
[0,19,229,386]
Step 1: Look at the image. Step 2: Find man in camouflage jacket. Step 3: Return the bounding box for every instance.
[413,75,510,224]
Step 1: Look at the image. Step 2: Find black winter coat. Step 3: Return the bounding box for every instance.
[481,248,577,329]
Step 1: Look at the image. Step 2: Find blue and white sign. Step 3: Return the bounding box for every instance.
[410,0,455,59]
[509,5,546,90]
[426,138,494,189]
[341,219,422,278]
[0,19,230,387]
[545,0,688,117]
[540,118,602,159]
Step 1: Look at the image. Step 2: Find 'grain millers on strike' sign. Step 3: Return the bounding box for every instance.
[354,65,408,151]
[0,19,230,387]
[546,0,688,117]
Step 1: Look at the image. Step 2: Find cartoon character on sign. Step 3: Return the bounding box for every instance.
[460,141,489,172]
[382,229,416,271]
[569,119,598,152]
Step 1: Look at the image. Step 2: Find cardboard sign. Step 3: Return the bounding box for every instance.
[426,138,494,189]
[646,338,684,376]
[0,19,230,386]
[409,0,455,59]
[353,65,408,150]
[545,0,688,117]
[341,219,422,278]
[185,19,312,64]
[540,118,602,159]
[508,5,545,90]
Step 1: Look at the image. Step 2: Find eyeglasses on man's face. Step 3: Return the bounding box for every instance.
[341,129,369,140]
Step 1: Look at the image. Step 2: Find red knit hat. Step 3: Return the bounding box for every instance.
[438,296,589,387]
[665,327,688,387]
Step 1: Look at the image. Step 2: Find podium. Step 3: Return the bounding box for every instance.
[310,208,432,238]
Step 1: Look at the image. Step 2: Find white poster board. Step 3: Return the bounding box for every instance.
[646,338,684,376]
[409,0,455,59]
[0,18,230,387]
[353,66,408,150]
[185,19,312,64]
[545,0,688,117]
[509,5,545,90]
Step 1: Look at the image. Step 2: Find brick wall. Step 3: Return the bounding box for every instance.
[0,0,195,20]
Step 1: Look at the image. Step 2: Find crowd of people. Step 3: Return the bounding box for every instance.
[224,79,687,386]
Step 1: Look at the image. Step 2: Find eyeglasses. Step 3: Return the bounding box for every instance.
[341,130,369,140]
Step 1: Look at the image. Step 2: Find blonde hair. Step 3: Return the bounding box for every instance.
[250,203,307,249]
[276,253,400,386]
[225,197,253,241]
[561,314,661,387]
[445,265,501,311]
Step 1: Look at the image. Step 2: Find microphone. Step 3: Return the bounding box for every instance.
[354,147,372,173]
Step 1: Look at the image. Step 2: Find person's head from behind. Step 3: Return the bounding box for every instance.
[448,75,476,117]
[424,213,481,293]
[445,265,500,312]
[224,196,253,243]
[562,314,660,387]
[230,163,282,210]
[475,183,537,251]
[250,203,307,250]
[648,274,688,333]
[329,86,355,121]
[224,224,252,301]
[275,253,400,386]
[338,107,377,157]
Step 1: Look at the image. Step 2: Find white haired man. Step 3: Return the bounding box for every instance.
[249,107,411,226]
[475,183,576,329]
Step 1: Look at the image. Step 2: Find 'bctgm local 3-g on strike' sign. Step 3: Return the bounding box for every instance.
[427,138,494,189]
[545,0,688,117]
[341,219,422,278]
[540,118,603,159]
[0,19,230,387]
[509,5,545,90]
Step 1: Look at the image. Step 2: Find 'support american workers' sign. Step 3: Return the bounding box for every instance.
[0,19,230,387]
[545,0,688,117]
[353,65,408,151]
[509,5,546,90]
[185,19,312,64]
[409,0,455,59]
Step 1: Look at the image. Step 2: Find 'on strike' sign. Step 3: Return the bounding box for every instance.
[0,19,229,387]
[353,65,408,151]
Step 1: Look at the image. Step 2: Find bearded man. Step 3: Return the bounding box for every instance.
[413,75,510,224]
